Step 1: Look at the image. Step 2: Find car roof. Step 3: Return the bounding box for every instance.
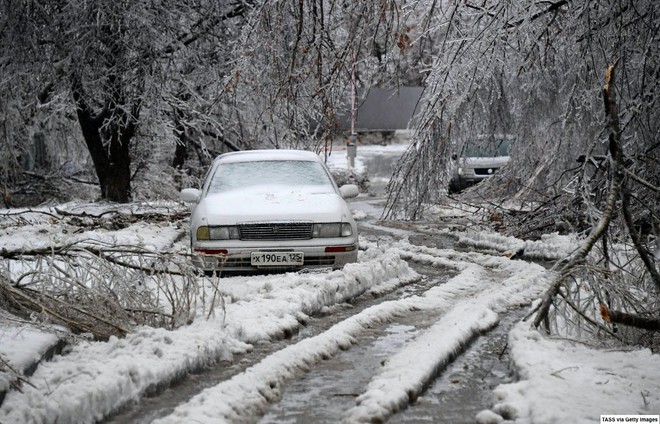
[213,149,322,164]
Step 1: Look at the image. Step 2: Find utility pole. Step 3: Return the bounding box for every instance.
[347,50,357,170]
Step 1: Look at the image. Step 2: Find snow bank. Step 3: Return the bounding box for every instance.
[205,247,419,343]
[0,202,186,253]
[457,231,580,261]
[0,320,249,424]
[0,318,63,396]
[483,321,660,423]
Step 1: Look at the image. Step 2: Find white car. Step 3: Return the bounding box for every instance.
[180,149,359,275]
[449,135,513,193]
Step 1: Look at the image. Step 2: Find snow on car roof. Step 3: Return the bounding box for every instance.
[214,149,322,164]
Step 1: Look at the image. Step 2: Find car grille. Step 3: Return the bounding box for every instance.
[238,222,313,240]
[474,167,498,175]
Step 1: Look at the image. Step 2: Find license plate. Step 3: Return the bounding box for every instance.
[251,251,304,266]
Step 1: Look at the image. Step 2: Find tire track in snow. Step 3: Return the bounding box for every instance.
[154,245,548,423]
[342,255,548,422]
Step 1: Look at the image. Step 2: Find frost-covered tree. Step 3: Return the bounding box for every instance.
[222,0,406,151]
[0,0,249,202]
[1,0,412,203]
[386,0,658,223]
[385,0,659,343]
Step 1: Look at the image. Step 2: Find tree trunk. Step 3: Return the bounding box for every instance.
[105,147,132,202]
[71,74,138,203]
[172,109,189,169]
[104,114,135,202]
[75,109,134,202]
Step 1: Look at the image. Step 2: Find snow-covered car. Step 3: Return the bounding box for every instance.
[449,135,513,193]
[180,149,360,275]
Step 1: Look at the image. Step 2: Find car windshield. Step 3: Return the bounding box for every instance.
[463,138,512,158]
[207,160,335,194]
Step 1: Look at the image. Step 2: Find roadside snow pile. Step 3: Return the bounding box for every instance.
[0,202,187,252]
[458,231,579,261]
[478,320,660,423]
[0,245,418,424]
[0,321,250,424]
[0,316,64,399]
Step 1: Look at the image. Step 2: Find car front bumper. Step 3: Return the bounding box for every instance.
[191,241,359,274]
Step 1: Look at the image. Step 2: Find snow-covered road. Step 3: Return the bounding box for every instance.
[2,143,659,423]
[146,230,549,423]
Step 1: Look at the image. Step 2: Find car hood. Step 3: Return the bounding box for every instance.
[462,156,510,167]
[195,188,353,224]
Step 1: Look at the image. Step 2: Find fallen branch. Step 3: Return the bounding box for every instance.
[0,283,124,339]
[558,288,620,339]
[600,304,660,332]
[532,60,626,332]
[0,353,37,393]
[625,169,660,193]
[622,189,660,291]
[1,242,186,277]
[1,237,203,339]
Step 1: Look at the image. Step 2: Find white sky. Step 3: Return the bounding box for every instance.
[1,142,659,423]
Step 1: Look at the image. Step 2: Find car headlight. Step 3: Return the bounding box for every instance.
[312,223,353,238]
[196,226,210,240]
[196,226,240,240]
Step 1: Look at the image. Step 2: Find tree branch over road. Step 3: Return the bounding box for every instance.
[531,60,659,333]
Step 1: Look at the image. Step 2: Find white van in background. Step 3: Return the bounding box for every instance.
[449,134,513,193]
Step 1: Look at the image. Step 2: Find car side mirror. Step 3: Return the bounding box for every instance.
[180,188,201,203]
[451,153,458,160]
[339,184,359,199]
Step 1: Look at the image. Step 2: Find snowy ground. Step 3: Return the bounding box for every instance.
[1,141,659,423]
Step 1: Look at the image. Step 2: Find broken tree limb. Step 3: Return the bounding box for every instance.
[622,189,660,291]
[0,283,127,339]
[1,242,187,277]
[625,169,660,193]
[532,60,626,332]
[600,304,660,332]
